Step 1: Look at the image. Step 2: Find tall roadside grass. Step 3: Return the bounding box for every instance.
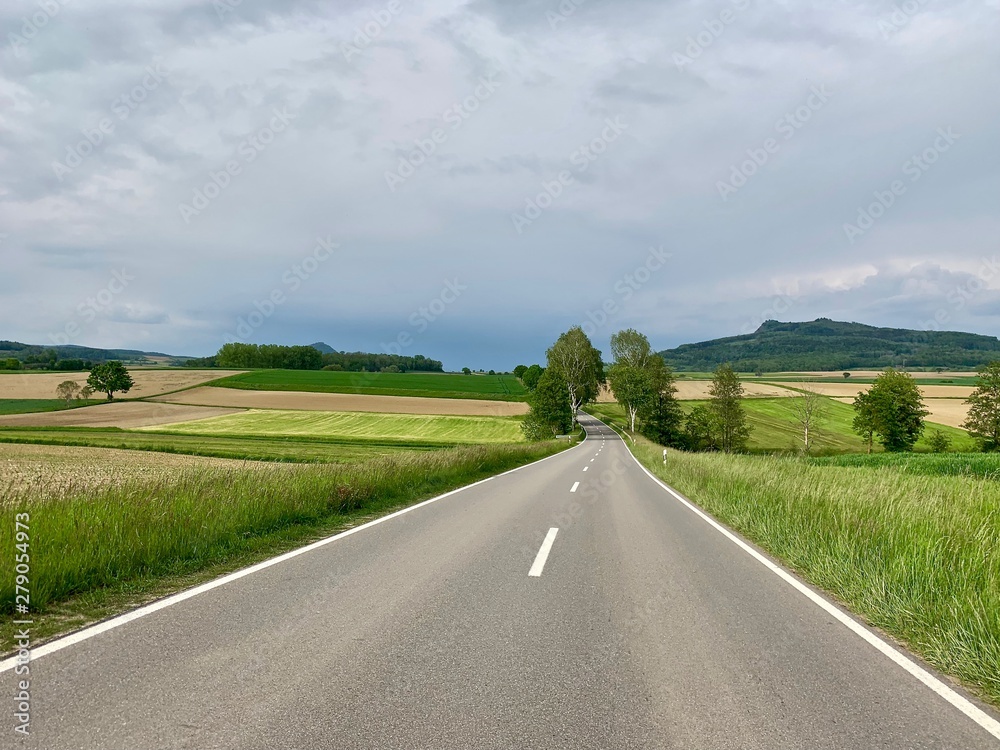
[0,441,569,615]
[631,438,1000,706]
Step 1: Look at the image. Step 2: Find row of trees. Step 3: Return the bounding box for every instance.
[207,343,445,373]
[519,327,754,453]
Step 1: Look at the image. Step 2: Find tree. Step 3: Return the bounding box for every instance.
[963,361,1000,451]
[546,326,604,419]
[638,359,684,447]
[708,364,751,452]
[790,385,827,454]
[87,361,134,401]
[56,380,80,406]
[852,369,927,452]
[522,368,572,439]
[1,358,21,370]
[843,372,851,379]
[521,364,543,390]
[462,367,472,375]
[609,329,653,370]
[513,364,528,379]
[607,363,653,432]
[79,385,94,401]
[927,429,951,453]
[852,391,877,454]
[683,405,718,451]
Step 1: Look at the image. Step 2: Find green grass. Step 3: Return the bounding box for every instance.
[0,441,570,632]
[142,409,525,445]
[0,399,100,415]
[210,370,528,401]
[627,437,1000,707]
[0,427,433,463]
[809,452,1000,479]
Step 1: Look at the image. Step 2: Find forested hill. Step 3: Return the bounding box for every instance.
[658,319,1000,371]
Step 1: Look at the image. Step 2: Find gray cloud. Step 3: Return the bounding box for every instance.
[1,0,998,368]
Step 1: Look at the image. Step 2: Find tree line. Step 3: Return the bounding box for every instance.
[199,343,444,372]
[516,327,754,452]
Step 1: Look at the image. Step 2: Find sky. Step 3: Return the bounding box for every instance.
[1,0,998,370]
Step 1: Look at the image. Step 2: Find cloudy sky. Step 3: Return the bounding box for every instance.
[2,0,998,369]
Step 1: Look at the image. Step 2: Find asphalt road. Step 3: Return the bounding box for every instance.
[7,415,1000,749]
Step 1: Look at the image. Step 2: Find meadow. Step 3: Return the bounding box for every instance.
[211,369,528,401]
[627,437,1000,706]
[0,426,433,462]
[143,409,525,445]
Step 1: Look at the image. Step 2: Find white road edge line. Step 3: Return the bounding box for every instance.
[570,481,580,493]
[585,415,1000,742]
[0,434,591,674]
[528,527,559,577]
[582,466,589,471]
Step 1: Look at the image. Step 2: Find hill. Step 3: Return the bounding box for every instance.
[658,319,1000,371]
[0,340,185,369]
[309,341,335,354]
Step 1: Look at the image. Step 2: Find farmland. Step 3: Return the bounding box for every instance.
[0,399,99,415]
[143,409,525,445]
[586,397,976,454]
[211,369,528,401]
[0,369,244,399]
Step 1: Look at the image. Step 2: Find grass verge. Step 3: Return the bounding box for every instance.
[0,399,101,415]
[0,439,573,652]
[622,434,1000,707]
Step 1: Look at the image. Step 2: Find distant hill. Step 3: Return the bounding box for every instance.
[0,340,186,370]
[309,341,335,354]
[658,319,1000,372]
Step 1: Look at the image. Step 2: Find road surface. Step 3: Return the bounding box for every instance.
[6,415,999,748]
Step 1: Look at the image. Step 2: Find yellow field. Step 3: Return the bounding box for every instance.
[0,369,243,399]
[154,386,530,416]
[797,382,974,399]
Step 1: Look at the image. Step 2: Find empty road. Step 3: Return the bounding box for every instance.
[6,415,999,749]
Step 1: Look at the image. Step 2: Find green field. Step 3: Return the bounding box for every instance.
[587,398,975,454]
[210,370,528,401]
[627,438,1000,706]
[0,399,100,415]
[142,409,524,445]
[0,426,435,463]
